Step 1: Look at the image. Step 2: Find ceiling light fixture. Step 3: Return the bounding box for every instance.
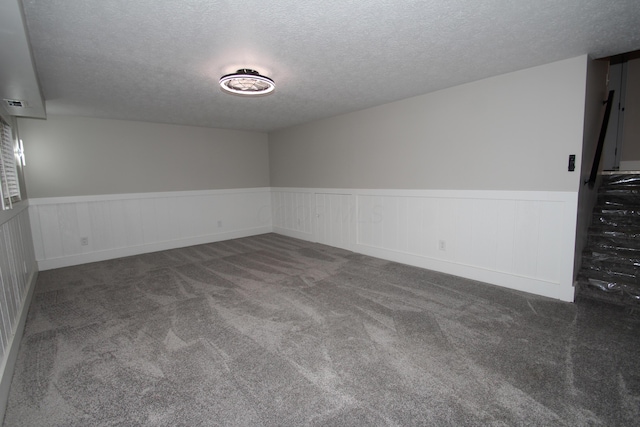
[219,69,275,96]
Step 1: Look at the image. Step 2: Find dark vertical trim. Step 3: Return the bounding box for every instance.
[586,90,615,189]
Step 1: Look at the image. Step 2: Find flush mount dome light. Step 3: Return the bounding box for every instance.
[219,69,275,96]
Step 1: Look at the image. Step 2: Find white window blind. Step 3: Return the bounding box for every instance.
[0,120,21,209]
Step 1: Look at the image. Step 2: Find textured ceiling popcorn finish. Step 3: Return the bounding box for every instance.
[19,0,640,131]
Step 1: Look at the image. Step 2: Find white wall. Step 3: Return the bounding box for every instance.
[21,58,593,299]
[621,57,640,163]
[270,56,588,192]
[18,115,273,270]
[270,56,592,301]
[18,115,270,198]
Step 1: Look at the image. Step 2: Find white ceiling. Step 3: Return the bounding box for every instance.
[0,0,45,118]
[5,0,640,132]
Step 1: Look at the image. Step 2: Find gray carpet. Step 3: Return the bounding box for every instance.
[3,233,639,426]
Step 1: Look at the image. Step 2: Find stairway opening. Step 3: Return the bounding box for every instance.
[576,172,640,307]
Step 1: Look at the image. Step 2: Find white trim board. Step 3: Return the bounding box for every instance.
[272,187,578,302]
[28,187,270,205]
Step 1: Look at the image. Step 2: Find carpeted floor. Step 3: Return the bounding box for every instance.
[3,233,639,426]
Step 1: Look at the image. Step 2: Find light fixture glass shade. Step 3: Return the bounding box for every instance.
[219,69,275,96]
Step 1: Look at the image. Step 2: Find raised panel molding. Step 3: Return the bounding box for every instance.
[272,187,578,302]
[29,188,273,270]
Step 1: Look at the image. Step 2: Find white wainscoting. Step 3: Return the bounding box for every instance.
[272,188,578,302]
[0,202,38,419]
[29,188,273,270]
[271,190,314,241]
[29,187,578,301]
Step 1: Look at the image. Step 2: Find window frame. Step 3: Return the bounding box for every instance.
[0,119,22,210]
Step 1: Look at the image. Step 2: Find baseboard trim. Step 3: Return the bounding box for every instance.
[271,228,575,302]
[353,243,576,302]
[272,226,314,241]
[37,226,273,270]
[0,268,38,422]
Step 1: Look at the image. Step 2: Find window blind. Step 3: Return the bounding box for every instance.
[0,120,21,209]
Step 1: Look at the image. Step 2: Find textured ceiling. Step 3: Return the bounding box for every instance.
[19,0,640,132]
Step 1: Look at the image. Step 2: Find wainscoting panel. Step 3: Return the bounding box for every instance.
[272,188,578,301]
[0,202,38,420]
[271,189,314,240]
[356,194,570,283]
[29,188,273,270]
[315,192,354,251]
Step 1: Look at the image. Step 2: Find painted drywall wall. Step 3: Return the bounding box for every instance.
[621,57,640,162]
[18,115,270,198]
[269,56,588,192]
[574,58,609,278]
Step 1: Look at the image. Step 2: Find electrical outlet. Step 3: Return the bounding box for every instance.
[438,240,446,251]
[217,220,222,228]
[80,237,89,246]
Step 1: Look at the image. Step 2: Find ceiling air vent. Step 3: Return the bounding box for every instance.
[4,99,27,108]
